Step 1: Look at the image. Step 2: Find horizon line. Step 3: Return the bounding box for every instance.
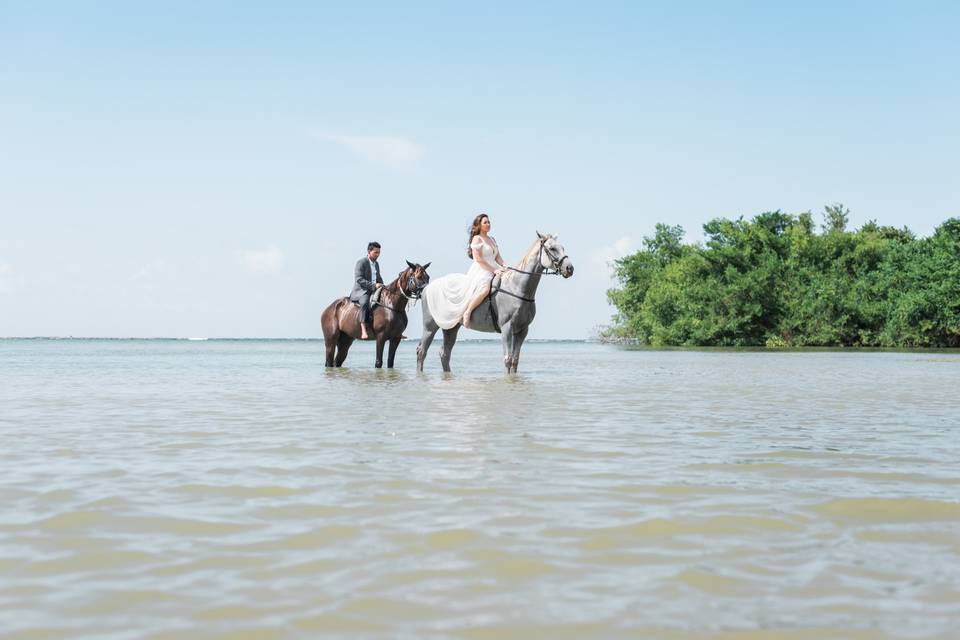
[0,336,593,342]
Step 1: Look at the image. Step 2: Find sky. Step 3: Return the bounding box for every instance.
[1,1,958,338]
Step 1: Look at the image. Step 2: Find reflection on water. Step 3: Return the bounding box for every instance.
[1,339,959,638]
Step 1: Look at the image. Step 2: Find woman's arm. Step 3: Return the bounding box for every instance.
[490,237,507,268]
[472,247,499,273]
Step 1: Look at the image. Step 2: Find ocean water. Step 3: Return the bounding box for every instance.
[1,339,959,639]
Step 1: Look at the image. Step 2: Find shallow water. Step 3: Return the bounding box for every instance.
[1,339,959,639]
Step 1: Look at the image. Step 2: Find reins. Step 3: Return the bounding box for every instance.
[491,286,536,303]
[491,238,568,303]
[376,269,426,313]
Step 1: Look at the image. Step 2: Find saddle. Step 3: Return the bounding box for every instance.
[349,289,384,308]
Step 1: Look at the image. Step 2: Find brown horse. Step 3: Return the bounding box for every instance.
[321,261,431,368]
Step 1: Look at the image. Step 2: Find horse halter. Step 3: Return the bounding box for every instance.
[373,268,426,313]
[397,268,428,305]
[508,237,569,277]
[540,237,570,276]
[491,237,569,306]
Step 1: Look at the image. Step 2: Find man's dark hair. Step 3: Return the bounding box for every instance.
[367,241,381,252]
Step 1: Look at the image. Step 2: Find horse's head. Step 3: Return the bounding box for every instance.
[536,232,574,278]
[403,260,432,297]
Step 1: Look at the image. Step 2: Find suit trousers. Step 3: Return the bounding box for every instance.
[356,293,373,325]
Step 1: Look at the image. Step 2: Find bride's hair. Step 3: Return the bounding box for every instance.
[467,213,489,258]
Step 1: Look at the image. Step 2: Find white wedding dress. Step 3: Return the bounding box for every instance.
[424,237,501,329]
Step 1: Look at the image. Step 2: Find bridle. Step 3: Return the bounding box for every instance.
[378,268,428,312]
[506,236,569,277]
[493,237,569,304]
[404,269,429,299]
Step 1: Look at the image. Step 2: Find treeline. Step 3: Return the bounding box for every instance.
[605,206,960,347]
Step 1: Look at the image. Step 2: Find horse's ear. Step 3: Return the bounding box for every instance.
[406,260,415,269]
[423,262,431,270]
[537,230,545,240]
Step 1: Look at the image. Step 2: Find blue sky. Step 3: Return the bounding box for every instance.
[1,1,958,338]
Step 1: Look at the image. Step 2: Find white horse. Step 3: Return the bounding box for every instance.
[416,232,574,373]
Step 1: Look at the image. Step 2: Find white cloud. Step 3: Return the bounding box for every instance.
[593,236,634,267]
[128,260,172,282]
[243,245,285,274]
[310,131,424,170]
[0,264,16,294]
[583,236,635,285]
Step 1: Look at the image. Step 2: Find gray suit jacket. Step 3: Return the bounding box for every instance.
[350,257,383,301]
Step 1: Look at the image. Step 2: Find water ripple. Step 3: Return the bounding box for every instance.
[1,340,958,638]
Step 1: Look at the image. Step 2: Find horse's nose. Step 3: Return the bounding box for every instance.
[564,263,574,278]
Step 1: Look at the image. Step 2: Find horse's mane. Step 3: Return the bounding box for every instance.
[366,268,407,312]
[384,271,403,293]
[515,235,552,272]
[381,267,411,299]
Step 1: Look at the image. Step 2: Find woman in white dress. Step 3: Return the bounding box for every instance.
[424,213,507,330]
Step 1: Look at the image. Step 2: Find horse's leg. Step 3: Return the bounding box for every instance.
[375,335,386,369]
[321,303,338,367]
[510,325,529,373]
[335,334,353,367]
[500,321,513,373]
[439,326,460,372]
[417,324,438,372]
[387,337,401,368]
[324,333,337,367]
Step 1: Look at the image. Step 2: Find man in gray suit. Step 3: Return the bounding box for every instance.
[350,241,384,340]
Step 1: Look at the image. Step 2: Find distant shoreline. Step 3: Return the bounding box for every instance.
[0,336,591,343]
[2,337,958,353]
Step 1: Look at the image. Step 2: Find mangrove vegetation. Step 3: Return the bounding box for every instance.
[606,206,960,347]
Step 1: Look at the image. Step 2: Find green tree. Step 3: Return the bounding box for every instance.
[606,208,960,348]
[822,203,850,233]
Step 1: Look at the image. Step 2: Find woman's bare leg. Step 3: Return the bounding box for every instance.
[462,283,491,328]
